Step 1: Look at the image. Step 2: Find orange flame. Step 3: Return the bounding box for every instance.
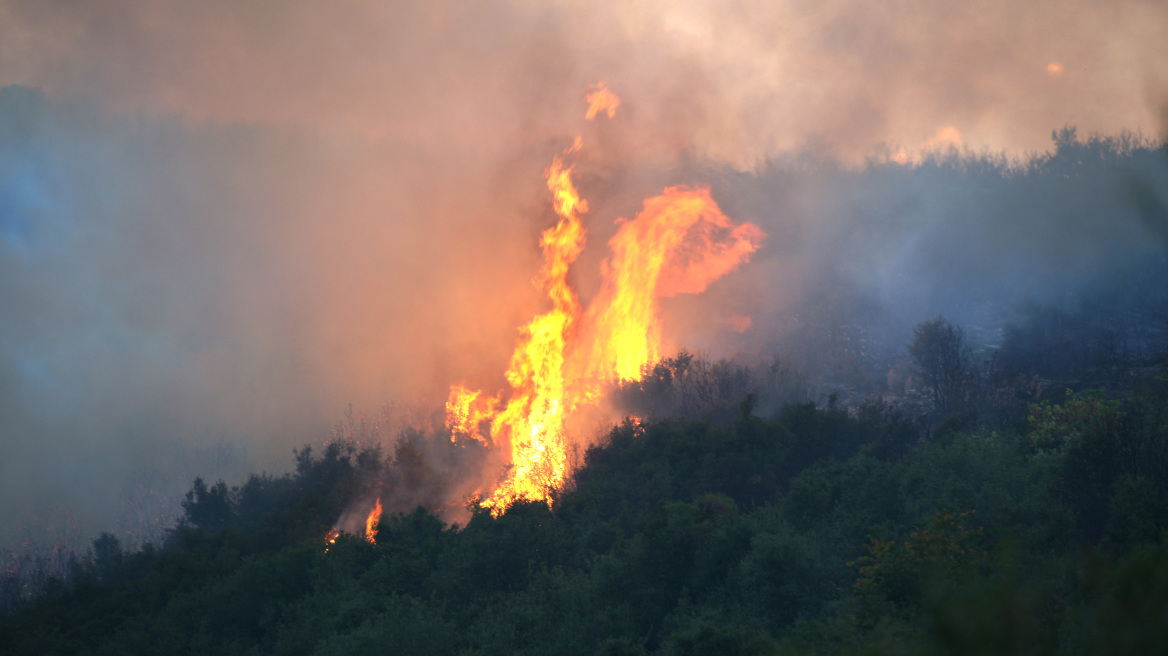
[627,415,646,438]
[584,186,765,382]
[324,527,341,552]
[585,82,620,120]
[481,143,588,512]
[446,384,498,443]
[446,84,765,516]
[364,498,383,543]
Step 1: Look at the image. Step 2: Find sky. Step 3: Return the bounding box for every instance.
[1,0,1166,551]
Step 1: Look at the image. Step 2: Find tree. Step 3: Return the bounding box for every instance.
[180,477,234,532]
[909,316,970,415]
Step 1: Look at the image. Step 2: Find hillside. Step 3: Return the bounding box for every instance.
[3,360,1168,655]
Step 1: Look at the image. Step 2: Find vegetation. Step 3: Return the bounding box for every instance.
[2,347,1167,654]
[908,316,970,415]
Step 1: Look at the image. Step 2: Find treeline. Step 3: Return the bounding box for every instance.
[711,127,1168,398]
[3,357,1168,653]
[613,304,1167,439]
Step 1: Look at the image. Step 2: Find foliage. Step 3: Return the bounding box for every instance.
[1074,543,1168,656]
[1026,389,1123,452]
[3,360,1168,654]
[614,351,810,423]
[849,510,984,626]
[908,315,970,415]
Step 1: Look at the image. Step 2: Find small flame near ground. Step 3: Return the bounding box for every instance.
[323,528,340,553]
[323,496,383,551]
[364,498,382,543]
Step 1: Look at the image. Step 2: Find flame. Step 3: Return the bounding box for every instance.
[585,82,621,120]
[445,84,765,515]
[584,186,765,382]
[922,125,964,152]
[627,415,646,438]
[323,527,340,553]
[477,143,589,513]
[888,125,968,165]
[446,384,498,443]
[322,496,384,551]
[364,498,383,543]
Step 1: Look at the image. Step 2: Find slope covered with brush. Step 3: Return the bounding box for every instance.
[3,363,1168,655]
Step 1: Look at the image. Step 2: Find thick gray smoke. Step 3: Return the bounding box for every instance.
[686,139,1168,388]
[1,0,1166,552]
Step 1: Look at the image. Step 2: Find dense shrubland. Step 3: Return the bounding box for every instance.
[2,349,1167,654]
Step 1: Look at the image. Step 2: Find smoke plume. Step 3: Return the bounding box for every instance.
[0,0,1166,550]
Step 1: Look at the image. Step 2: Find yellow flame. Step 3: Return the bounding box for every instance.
[585,82,621,120]
[585,186,765,381]
[444,84,764,517]
[323,527,340,553]
[446,384,498,443]
[459,141,589,514]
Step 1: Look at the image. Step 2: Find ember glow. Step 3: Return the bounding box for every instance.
[447,86,766,514]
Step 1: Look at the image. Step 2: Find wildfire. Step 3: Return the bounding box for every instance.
[585,82,621,120]
[364,498,383,543]
[324,527,340,552]
[473,138,588,513]
[446,384,497,443]
[583,186,765,383]
[323,496,384,551]
[447,83,766,515]
[627,415,646,438]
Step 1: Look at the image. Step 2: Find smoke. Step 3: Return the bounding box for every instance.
[3,0,1165,163]
[696,142,1168,383]
[1,0,1166,550]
